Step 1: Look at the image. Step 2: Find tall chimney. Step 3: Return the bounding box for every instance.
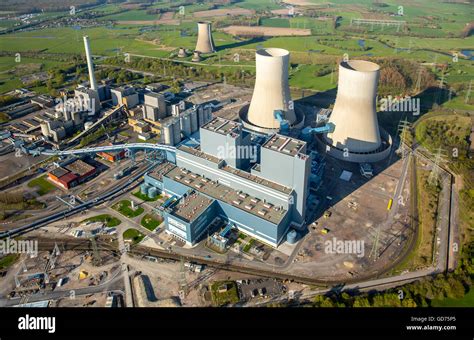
[83,35,98,91]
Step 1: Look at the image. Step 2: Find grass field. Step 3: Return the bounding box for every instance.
[431,289,474,307]
[140,213,163,231]
[122,228,144,244]
[132,190,162,202]
[0,254,19,270]
[113,200,144,218]
[27,175,56,196]
[83,214,121,227]
[210,281,240,306]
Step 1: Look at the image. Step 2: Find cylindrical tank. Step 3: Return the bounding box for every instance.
[148,186,158,199]
[195,22,215,54]
[190,108,198,133]
[172,118,181,144]
[204,106,212,124]
[180,112,192,137]
[325,60,381,153]
[247,48,296,129]
[287,229,298,244]
[197,105,204,127]
[162,122,174,145]
[141,183,150,195]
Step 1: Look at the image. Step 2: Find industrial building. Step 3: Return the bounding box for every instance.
[143,117,312,247]
[48,159,96,190]
[111,86,139,109]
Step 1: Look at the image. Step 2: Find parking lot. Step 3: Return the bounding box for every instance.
[237,278,286,301]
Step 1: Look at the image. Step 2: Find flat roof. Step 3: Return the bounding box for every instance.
[65,159,95,176]
[221,165,292,194]
[177,145,221,164]
[262,134,306,156]
[170,191,214,223]
[50,167,69,178]
[144,92,164,99]
[165,165,288,225]
[201,117,241,136]
[148,162,176,182]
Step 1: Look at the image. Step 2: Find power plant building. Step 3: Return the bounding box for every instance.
[144,117,310,247]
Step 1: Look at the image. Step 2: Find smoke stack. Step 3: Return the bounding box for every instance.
[319,60,391,162]
[246,48,296,130]
[195,22,215,54]
[83,35,98,91]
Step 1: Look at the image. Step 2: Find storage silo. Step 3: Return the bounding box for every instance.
[148,186,158,199]
[141,183,150,195]
[172,118,181,145]
[190,108,198,133]
[162,121,174,145]
[180,112,192,137]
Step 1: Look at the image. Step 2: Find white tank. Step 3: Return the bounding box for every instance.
[247,48,296,130]
[162,122,174,145]
[195,22,215,54]
[325,60,381,153]
[180,112,192,137]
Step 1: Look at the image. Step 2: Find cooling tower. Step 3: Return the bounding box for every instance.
[83,36,98,91]
[246,48,296,130]
[191,51,202,62]
[321,60,391,162]
[195,22,215,54]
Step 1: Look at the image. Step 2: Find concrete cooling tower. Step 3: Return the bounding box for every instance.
[321,60,391,162]
[240,48,303,134]
[195,22,215,54]
[83,36,98,91]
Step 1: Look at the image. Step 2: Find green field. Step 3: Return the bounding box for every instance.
[0,254,19,270]
[113,200,144,218]
[140,213,163,231]
[122,228,144,244]
[83,214,121,227]
[27,175,56,196]
[431,289,474,307]
[210,281,240,306]
[132,190,162,202]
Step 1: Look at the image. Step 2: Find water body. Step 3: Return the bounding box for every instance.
[461,50,473,60]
